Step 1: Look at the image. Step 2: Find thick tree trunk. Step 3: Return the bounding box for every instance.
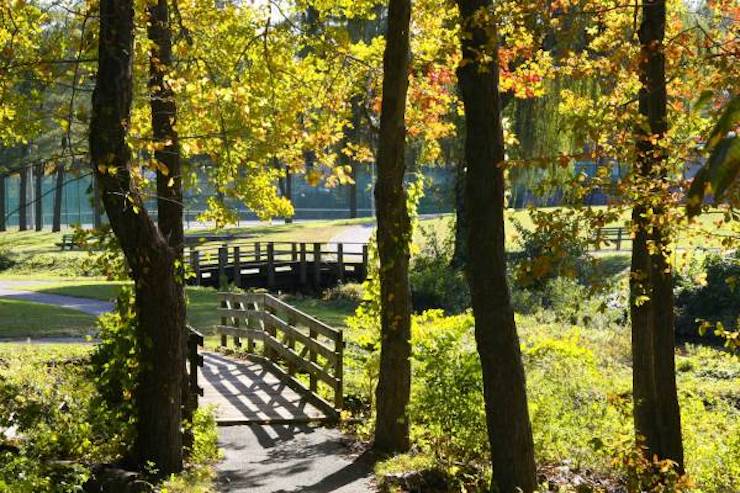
[455,1,537,491]
[18,166,28,230]
[372,0,412,454]
[90,0,184,475]
[630,0,684,472]
[0,174,5,232]
[52,164,64,232]
[34,163,43,231]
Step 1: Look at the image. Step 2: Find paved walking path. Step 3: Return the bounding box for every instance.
[328,225,374,255]
[217,424,375,492]
[200,352,327,424]
[0,282,113,316]
[202,352,376,492]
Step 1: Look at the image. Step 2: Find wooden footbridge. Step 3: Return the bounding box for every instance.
[186,292,344,425]
[185,241,369,291]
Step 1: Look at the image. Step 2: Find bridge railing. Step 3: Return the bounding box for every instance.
[186,241,368,289]
[216,292,344,417]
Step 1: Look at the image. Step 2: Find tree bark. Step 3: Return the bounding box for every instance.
[18,166,28,231]
[92,171,103,228]
[630,0,684,472]
[346,94,362,219]
[0,174,5,232]
[90,0,184,475]
[451,150,467,269]
[455,1,537,491]
[52,163,64,232]
[284,166,293,224]
[34,163,43,231]
[372,0,413,454]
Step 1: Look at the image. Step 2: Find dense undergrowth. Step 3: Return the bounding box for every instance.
[340,220,739,492]
[0,343,220,492]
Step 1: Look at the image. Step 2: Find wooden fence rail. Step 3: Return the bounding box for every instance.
[216,292,344,417]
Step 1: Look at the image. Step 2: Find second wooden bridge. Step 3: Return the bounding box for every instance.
[186,241,369,291]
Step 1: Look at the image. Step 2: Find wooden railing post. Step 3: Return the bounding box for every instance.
[336,243,344,283]
[218,244,228,289]
[334,335,343,410]
[616,228,622,251]
[233,299,242,349]
[191,248,201,285]
[291,242,298,261]
[267,242,275,288]
[220,296,228,348]
[362,244,369,278]
[313,242,322,288]
[309,328,318,392]
[184,326,204,443]
[300,243,308,285]
[245,300,256,353]
[287,314,297,377]
[255,241,261,262]
[233,246,241,287]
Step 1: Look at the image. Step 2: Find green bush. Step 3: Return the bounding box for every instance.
[322,282,364,302]
[89,287,139,445]
[511,209,593,289]
[409,312,486,468]
[0,345,125,492]
[369,311,739,491]
[675,251,740,339]
[0,250,15,271]
[409,226,469,314]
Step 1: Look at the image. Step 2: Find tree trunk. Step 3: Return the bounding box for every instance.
[451,151,467,269]
[18,166,28,231]
[630,0,684,472]
[92,171,103,229]
[455,1,537,491]
[285,166,293,224]
[34,163,43,231]
[90,0,184,475]
[346,94,362,219]
[372,0,412,454]
[0,174,5,232]
[52,164,64,232]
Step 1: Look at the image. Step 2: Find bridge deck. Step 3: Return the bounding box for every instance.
[199,352,330,425]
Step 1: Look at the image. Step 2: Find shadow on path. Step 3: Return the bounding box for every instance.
[217,424,375,493]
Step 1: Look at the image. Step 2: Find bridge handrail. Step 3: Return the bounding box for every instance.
[215,292,344,415]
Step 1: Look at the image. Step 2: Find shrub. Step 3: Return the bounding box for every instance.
[409,312,486,468]
[0,250,15,271]
[323,282,364,302]
[409,225,469,314]
[0,345,126,492]
[511,209,594,289]
[675,251,740,339]
[89,287,138,446]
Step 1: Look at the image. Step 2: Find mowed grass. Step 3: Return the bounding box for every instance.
[0,298,97,339]
[416,207,736,252]
[8,280,357,342]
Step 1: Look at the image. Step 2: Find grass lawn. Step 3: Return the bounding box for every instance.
[0,298,97,339]
[0,218,372,279]
[416,207,736,252]
[6,280,358,343]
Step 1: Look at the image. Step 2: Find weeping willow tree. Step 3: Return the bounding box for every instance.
[505,75,601,209]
